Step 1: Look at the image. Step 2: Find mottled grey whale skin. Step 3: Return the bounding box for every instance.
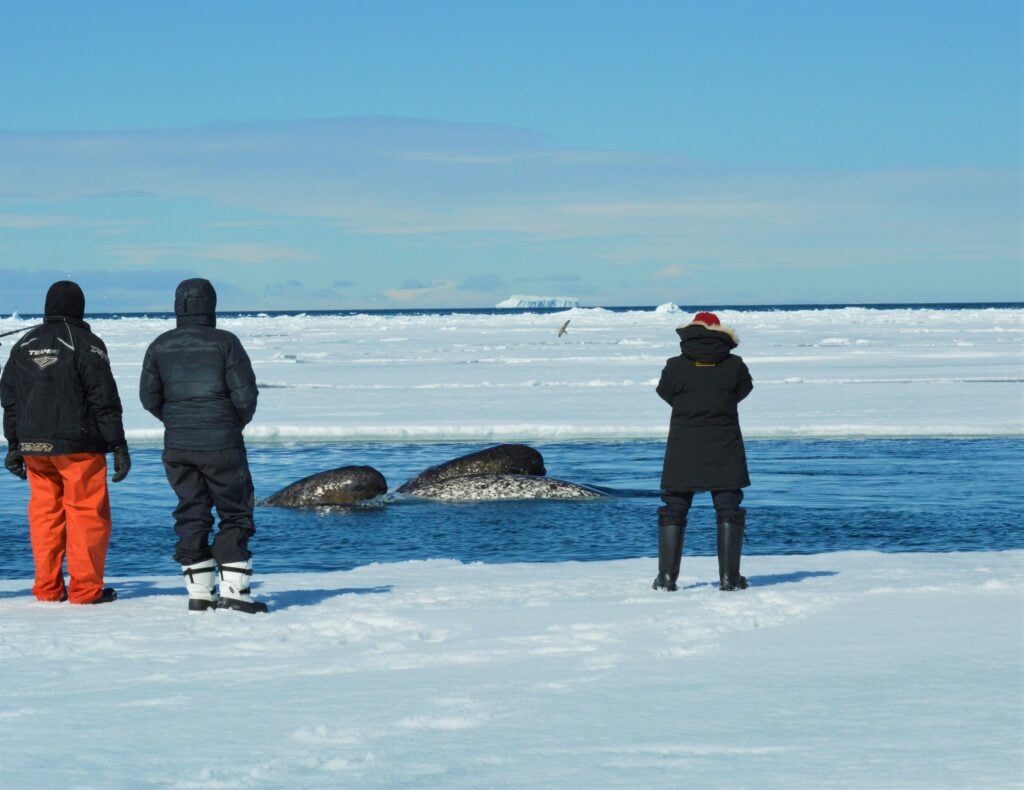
[402,474,606,502]
[396,444,546,494]
[263,465,388,508]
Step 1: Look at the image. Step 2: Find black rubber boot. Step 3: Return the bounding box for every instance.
[89,587,118,604]
[652,518,686,591]
[717,509,748,591]
[217,597,268,614]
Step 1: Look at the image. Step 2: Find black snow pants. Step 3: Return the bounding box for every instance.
[658,489,744,526]
[162,446,256,565]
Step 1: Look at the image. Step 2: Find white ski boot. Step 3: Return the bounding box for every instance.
[217,559,268,614]
[182,558,218,611]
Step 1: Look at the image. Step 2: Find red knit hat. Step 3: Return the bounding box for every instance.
[692,311,720,326]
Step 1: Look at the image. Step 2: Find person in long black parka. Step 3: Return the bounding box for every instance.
[139,278,267,613]
[654,311,753,592]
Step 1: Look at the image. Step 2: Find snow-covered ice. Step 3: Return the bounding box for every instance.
[1,305,1019,444]
[1,551,1021,787]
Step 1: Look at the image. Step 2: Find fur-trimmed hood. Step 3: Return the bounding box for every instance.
[676,320,739,363]
[679,319,739,344]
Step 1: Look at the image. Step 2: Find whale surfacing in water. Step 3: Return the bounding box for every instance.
[264,465,388,508]
[402,474,605,501]
[396,444,546,493]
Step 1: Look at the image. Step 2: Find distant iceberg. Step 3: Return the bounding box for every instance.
[654,302,682,314]
[496,295,580,309]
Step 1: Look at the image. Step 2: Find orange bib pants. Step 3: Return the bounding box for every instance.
[24,453,112,604]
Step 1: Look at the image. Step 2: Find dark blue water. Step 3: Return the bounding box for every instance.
[0,438,1020,578]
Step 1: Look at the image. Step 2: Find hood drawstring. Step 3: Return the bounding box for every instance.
[64,320,75,351]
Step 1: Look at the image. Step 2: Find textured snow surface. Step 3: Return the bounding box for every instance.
[2,306,1020,444]
[1,550,1021,787]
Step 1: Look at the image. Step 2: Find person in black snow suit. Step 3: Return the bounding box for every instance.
[139,278,267,613]
[1,281,130,604]
[654,311,753,592]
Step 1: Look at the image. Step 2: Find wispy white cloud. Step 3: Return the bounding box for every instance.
[343,195,796,238]
[384,279,457,302]
[199,243,315,264]
[458,274,505,292]
[203,219,302,228]
[0,213,147,232]
[1,118,1020,304]
[652,265,691,280]
[0,213,76,228]
[0,118,924,240]
[100,241,316,266]
[102,242,196,266]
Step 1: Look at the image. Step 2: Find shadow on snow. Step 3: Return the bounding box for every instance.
[682,569,838,590]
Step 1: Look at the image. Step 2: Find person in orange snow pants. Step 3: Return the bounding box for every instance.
[0,281,131,604]
[24,454,113,603]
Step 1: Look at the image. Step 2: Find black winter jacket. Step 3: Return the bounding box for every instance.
[658,322,753,492]
[0,287,126,456]
[138,279,258,451]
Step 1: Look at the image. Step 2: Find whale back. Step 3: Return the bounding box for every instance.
[264,465,388,508]
[396,444,545,493]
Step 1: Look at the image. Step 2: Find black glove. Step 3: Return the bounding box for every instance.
[111,445,131,483]
[4,447,27,480]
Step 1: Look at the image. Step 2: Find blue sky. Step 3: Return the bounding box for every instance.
[1,0,1020,311]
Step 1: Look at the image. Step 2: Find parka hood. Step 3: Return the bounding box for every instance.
[174,278,217,327]
[676,321,739,363]
[44,280,85,321]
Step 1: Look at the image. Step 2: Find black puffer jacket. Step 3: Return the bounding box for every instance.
[139,279,258,451]
[0,281,126,455]
[657,322,753,491]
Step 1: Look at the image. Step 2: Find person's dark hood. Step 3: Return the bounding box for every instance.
[174,278,217,327]
[44,280,86,321]
[676,322,739,364]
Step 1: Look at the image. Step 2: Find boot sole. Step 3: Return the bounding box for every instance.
[217,598,269,614]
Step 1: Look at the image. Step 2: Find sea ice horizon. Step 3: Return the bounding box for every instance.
[1,303,1020,444]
